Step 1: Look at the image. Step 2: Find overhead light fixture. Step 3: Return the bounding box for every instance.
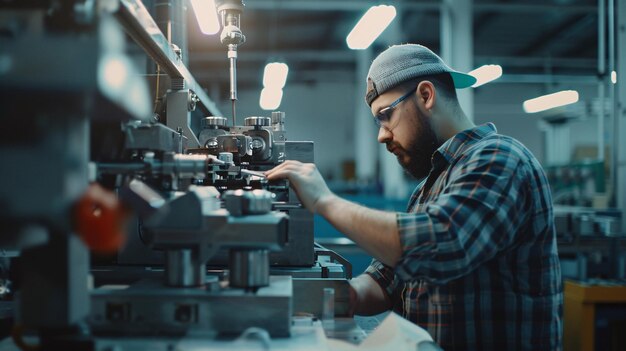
[523,90,579,113]
[260,62,288,110]
[263,62,289,89]
[346,5,396,50]
[611,70,617,84]
[191,0,220,35]
[260,88,283,111]
[469,64,502,88]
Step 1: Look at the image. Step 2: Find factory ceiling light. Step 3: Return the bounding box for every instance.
[263,62,289,89]
[469,64,503,87]
[191,0,220,35]
[346,5,396,50]
[611,71,617,84]
[260,62,288,110]
[260,87,283,110]
[523,90,579,113]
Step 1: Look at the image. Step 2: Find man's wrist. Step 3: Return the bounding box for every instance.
[313,192,337,216]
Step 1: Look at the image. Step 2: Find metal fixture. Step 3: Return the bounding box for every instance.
[217,0,246,126]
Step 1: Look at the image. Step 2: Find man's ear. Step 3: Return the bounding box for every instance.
[417,81,436,112]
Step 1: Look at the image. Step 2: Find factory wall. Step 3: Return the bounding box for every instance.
[475,83,603,166]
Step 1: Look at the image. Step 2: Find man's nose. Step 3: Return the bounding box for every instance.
[377,126,392,143]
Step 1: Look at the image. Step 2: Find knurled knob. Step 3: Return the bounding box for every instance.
[202,116,227,128]
[244,116,271,127]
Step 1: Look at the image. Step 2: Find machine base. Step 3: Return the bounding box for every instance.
[90,275,292,337]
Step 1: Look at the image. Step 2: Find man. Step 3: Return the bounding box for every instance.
[266,44,562,350]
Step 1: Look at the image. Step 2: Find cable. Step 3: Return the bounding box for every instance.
[154,64,161,113]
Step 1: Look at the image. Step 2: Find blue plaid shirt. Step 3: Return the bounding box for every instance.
[365,123,562,350]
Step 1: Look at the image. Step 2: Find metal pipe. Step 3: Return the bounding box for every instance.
[608,0,617,206]
[598,0,606,161]
[229,44,238,126]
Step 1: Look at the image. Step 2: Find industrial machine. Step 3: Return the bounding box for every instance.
[8,1,624,349]
[0,0,356,349]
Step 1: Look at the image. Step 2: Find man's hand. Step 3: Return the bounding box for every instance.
[265,160,335,214]
[267,161,401,267]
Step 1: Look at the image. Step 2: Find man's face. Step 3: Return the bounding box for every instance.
[370,86,440,179]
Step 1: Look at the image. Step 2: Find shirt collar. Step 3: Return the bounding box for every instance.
[433,123,498,166]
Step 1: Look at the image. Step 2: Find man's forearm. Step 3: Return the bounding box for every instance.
[317,194,402,267]
[350,274,392,316]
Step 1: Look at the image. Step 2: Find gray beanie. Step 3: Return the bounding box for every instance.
[365,44,476,106]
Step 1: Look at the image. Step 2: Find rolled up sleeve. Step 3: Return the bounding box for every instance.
[394,142,529,284]
[365,258,398,298]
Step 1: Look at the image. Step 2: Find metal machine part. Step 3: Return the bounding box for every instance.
[198,112,287,164]
[98,153,207,175]
[124,122,187,152]
[223,189,274,216]
[218,152,234,165]
[203,116,228,128]
[271,111,287,142]
[140,185,288,283]
[91,276,292,337]
[205,141,316,266]
[272,111,286,131]
[166,89,202,147]
[217,0,246,125]
[212,134,253,157]
[245,116,272,127]
[166,249,205,287]
[229,249,270,290]
[113,134,316,268]
[90,181,292,337]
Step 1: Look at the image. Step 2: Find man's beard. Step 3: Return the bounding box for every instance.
[396,116,441,180]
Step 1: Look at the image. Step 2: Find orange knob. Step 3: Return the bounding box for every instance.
[74,183,130,254]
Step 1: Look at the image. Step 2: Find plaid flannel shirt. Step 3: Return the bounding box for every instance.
[365,123,562,350]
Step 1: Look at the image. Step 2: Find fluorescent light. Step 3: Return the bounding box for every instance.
[611,70,617,84]
[346,5,396,50]
[260,88,283,110]
[191,0,219,35]
[523,90,579,113]
[263,62,289,89]
[469,64,502,87]
[100,55,128,90]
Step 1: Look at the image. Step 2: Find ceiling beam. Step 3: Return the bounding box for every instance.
[495,74,597,84]
[191,50,357,63]
[560,34,599,58]
[190,50,597,69]
[474,0,510,36]
[244,1,596,14]
[516,14,594,56]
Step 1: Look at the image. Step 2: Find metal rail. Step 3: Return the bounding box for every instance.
[111,0,222,117]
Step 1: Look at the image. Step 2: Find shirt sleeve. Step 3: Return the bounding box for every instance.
[394,139,531,284]
[364,258,398,298]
